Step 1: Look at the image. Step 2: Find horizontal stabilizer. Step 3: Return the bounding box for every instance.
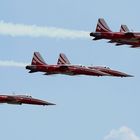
[43,72,49,75]
[29,70,37,73]
[93,37,102,40]
[108,40,115,43]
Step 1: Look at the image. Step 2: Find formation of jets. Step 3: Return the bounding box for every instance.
[2,18,136,107]
[90,18,140,48]
[0,95,55,106]
[26,52,133,77]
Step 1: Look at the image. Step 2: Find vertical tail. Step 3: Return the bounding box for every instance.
[31,52,47,65]
[120,25,129,32]
[57,53,71,65]
[96,18,112,32]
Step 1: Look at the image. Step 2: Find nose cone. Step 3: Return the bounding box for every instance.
[125,74,134,77]
[117,72,134,77]
[45,101,56,106]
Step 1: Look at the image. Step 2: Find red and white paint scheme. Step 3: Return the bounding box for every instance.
[120,25,130,32]
[0,95,55,106]
[26,52,111,77]
[26,52,133,77]
[90,18,140,48]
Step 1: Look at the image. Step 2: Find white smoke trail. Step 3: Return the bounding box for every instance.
[0,20,89,39]
[0,60,28,67]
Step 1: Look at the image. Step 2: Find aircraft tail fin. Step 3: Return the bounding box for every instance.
[31,52,47,65]
[96,18,112,32]
[120,25,129,32]
[57,53,71,65]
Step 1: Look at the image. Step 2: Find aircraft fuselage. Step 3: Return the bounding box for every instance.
[0,95,55,106]
[26,64,110,76]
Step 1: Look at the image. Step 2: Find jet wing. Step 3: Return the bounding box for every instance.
[108,40,117,43]
[80,67,110,76]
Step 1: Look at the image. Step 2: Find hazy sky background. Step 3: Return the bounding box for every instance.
[0,0,140,140]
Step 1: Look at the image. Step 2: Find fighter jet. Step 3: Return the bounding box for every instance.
[26,52,111,77]
[0,95,55,106]
[90,18,140,48]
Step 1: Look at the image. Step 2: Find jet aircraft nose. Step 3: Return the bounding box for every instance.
[125,74,134,77]
[46,102,56,105]
[118,73,134,77]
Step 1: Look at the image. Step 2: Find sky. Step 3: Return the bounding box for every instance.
[0,0,140,140]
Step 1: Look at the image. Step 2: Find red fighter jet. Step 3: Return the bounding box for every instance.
[0,95,55,106]
[26,52,111,77]
[26,52,133,78]
[90,18,140,48]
